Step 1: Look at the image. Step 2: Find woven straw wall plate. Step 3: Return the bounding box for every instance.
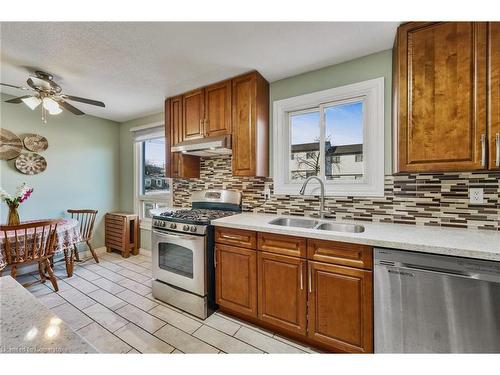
[0,129,23,160]
[15,152,47,175]
[23,134,49,152]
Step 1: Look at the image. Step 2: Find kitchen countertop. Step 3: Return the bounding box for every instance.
[212,213,500,261]
[0,276,97,353]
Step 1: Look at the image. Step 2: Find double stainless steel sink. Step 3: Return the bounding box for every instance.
[268,217,365,233]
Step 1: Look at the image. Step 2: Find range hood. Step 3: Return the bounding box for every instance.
[171,135,232,157]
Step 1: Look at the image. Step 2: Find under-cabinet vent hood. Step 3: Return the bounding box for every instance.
[171,135,232,157]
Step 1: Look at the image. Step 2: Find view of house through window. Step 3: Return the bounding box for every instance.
[139,138,170,219]
[289,100,364,182]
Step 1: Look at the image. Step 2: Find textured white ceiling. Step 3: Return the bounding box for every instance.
[0,22,398,122]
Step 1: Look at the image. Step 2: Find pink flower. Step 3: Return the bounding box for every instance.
[20,188,33,203]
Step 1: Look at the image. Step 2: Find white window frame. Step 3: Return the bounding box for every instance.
[133,130,172,230]
[273,77,384,197]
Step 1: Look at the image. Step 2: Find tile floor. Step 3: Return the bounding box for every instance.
[22,251,320,354]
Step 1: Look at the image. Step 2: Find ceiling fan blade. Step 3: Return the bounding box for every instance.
[1,83,31,91]
[4,95,32,104]
[62,95,105,107]
[59,99,85,115]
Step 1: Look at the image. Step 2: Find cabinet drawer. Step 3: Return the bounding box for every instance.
[307,239,372,270]
[257,232,306,258]
[215,227,256,249]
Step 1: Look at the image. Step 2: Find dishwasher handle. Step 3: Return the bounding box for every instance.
[387,264,484,281]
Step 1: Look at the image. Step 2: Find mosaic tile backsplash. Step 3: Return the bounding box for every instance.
[173,156,500,231]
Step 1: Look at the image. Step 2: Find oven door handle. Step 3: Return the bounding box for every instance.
[152,230,201,241]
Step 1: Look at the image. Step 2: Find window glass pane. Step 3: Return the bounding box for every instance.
[324,101,364,181]
[289,111,320,181]
[142,138,169,194]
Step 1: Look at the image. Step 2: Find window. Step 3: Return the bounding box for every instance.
[273,78,384,196]
[131,122,172,227]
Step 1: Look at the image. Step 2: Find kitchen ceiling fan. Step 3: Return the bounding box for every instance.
[1,70,105,123]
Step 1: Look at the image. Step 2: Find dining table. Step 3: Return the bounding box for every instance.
[0,218,82,271]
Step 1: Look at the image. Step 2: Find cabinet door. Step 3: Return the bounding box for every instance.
[395,22,487,172]
[170,95,183,146]
[183,88,205,140]
[489,22,500,170]
[308,261,373,353]
[215,244,257,318]
[258,252,307,335]
[205,80,231,137]
[170,152,180,178]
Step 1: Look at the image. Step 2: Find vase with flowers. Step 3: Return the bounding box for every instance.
[0,183,34,226]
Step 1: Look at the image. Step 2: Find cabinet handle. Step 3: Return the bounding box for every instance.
[300,263,304,290]
[496,133,500,167]
[308,263,312,293]
[481,134,486,167]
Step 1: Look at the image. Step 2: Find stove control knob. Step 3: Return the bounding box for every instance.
[183,225,190,232]
[161,221,166,227]
[170,223,177,229]
[153,220,158,227]
[189,225,197,233]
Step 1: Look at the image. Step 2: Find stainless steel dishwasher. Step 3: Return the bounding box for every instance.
[374,248,500,353]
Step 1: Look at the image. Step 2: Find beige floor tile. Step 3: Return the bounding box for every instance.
[125,255,151,264]
[114,323,174,353]
[59,288,97,310]
[51,302,93,331]
[45,279,73,292]
[16,274,39,284]
[193,325,262,354]
[139,268,152,277]
[83,303,128,332]
[127,348,140,353]
[77,322,131,353]
[98,260,124,272]
[234,326,305,353]
[155,324,218,353]
[115,289,158,311]
[119,261,148,273]
[88,265,125,282]
[273,334,321,353]
[26,282,53,297]
[115,304,166,333]
[204,313,241,336]
[88,289,127,310]
[172,349,184,354]
[91,277,126,294]
[219,312,274,337]
[73,267,101,281]
[37,292,67,308]
[120,278,151,296]
[117,268,150,283]
[65,275,99,294]
[149,305,202,334]
[138,261,152,270]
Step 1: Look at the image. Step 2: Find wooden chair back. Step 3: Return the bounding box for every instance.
[0,220,60,265]
[68,209,98,241]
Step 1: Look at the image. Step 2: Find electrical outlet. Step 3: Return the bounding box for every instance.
[469,188,484,204]
[264,183,271,200]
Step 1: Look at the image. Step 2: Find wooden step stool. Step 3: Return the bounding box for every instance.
[105,213,140,258]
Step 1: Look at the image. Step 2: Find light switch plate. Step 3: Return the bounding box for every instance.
[469,188,484,204]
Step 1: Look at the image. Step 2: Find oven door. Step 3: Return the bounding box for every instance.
[152,229,206,296]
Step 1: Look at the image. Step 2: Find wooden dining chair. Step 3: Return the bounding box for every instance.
[0,220,60,291]
[67,209,99,264]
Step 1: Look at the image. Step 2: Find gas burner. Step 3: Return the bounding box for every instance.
[160,208,238,224]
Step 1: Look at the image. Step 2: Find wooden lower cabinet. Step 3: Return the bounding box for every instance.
[308,261,373,353]
[257,252,307,335]
[215,244,257,318]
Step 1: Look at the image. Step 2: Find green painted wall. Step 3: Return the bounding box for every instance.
[0,93,120,247]
[270,49,393,173]
[119,112,164,251]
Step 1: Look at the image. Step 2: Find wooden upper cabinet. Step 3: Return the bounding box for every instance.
[308,261,373,353]
[394,22,488,172]
[205,80,232,137]
[232,72,269,177]
[215,243,257,318]
[183,88,205,141]
[170,95,183,146]
[489,22,500,170]
[258,252,307,336]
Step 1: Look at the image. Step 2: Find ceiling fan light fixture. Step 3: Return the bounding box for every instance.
[48,106,63,115]
[42,97,61,114]
[21,96,41,110]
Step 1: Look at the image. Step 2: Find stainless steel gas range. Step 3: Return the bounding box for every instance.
[151,190,242,319]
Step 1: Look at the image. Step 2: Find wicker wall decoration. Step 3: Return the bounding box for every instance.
[23,134,49,152]
[14,152,47,175]
[0,129,23,160]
